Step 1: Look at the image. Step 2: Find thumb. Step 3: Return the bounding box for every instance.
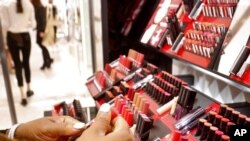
[89,103,112,136]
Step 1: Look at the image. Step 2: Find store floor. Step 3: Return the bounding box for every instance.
[0,37,95,129]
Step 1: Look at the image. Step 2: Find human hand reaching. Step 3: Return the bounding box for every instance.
[14,116,84,141]
[76,103,133,141]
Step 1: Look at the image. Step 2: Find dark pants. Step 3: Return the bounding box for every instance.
[36,32,51,65]
[7,32,31,87]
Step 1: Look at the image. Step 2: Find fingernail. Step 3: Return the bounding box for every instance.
[99,103,111,113]
[73,122,86,129]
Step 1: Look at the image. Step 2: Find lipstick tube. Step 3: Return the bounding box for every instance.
[225,122,235,135]
[200,122,212,140]
[175,107,205,130]
[219,118,229,132]
[220,135,230,141]
[224,107,233,119]
[172,32,184,52]
[208,111,217,123]
[230,46,250,75]
[214,130,224,141]
[230,110,240,123]
[245,118,250,125]
[214,114,223,127]
[195,119,207,136]
[237,114,247,125]
[206,126,219,141]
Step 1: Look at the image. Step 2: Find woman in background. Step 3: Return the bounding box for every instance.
[31,0,53,70]
[4,0,36,106]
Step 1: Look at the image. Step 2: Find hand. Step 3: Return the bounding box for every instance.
[15,116,84,141]
[76,103,133,141]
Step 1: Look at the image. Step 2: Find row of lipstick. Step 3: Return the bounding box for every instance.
[218,104,249,125]
[186,30,220,43]
[183,38,216,58]
[195,104,250,141]
[113,93,150,125]
[207,0,238,4]
[196,118,230,141]
[154,75,178,96]
[161,71,183,89]
[202,4,237,18]
[192,21,227,35]
[145,81,174,105]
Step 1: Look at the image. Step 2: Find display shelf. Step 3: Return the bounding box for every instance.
[123,36,250,94]
[186,61,250,93]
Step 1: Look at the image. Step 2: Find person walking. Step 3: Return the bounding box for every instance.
[42,0,57,48]
[4,0,36,106]
[31,0,53,70]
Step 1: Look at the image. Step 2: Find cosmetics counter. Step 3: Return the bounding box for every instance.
[83,49,250,141]
[100,0,250,103]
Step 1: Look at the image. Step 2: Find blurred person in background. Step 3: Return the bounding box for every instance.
[3,0,36,106]
[31,0,53,70]
[42,0,57,49]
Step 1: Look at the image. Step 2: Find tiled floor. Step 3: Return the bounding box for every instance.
[0,37,95,129]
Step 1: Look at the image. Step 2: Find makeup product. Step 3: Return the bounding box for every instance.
[225,122,235,135]
[224,107,233,119]
[133,74,153,89]
[195,119,207,136]
[237,54,250,77]
[237,114,247,125]
[219,118,229,132]
[220,135,230,141]
[189,0,203,20]
[208,111,217,123]
[174,85,197,120]
[175,107,205,130]
[230,46,250,75]
[123,68,142,81]
[172,32,185,53]
[73,100,85,122]
[156,96,179,116]
[245,118,250,125]
[219,104,228,116]
[214,114,223,127]
[214,130,224,141]
[206,126,218,141]
[136,113,153,141]
[181,113,209,135]
[200,122,212,140]
[230,110,240,123]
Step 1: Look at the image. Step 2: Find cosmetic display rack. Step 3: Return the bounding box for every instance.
[85,52,250,141]
[100,0,250,108]
[86,49,145,99]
